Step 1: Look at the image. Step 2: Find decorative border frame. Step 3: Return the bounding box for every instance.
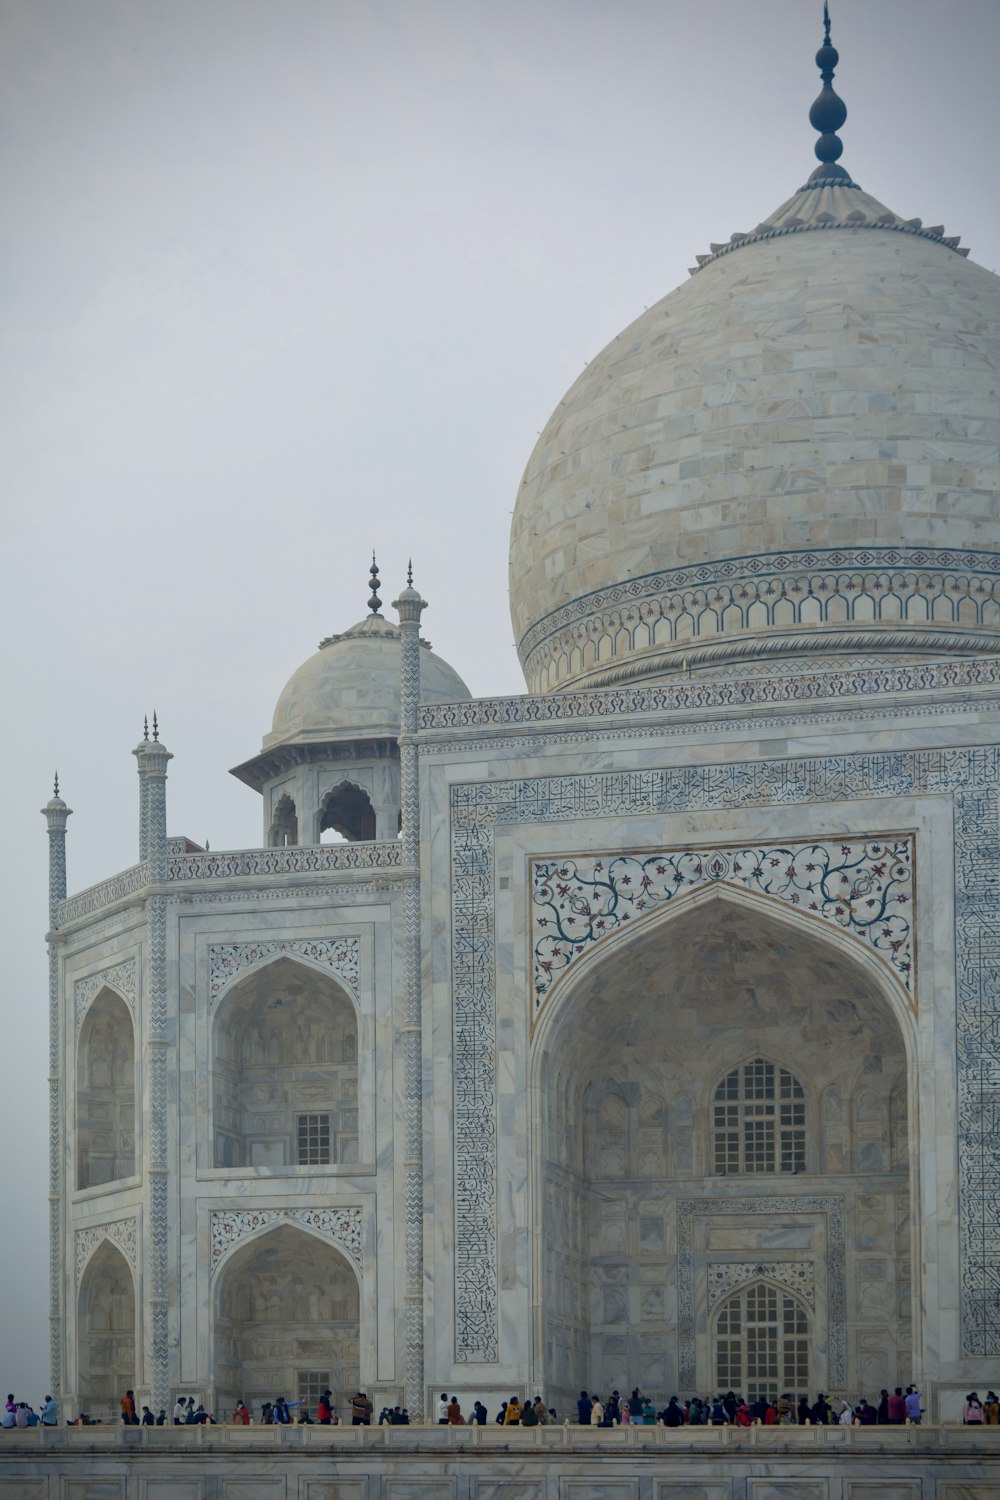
[449,747,1000,1363]
[74,960,136,1030]
[75,1217,138,1285]
[530,834,913,1014]
[676,1197,845,1388]
[208,937,360,1006]
[209,1207,363,1275]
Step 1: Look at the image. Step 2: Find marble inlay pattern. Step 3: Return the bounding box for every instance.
[531,836,913,1011]
[209,1207,363,1273]
[74,959,136,1030]
[208,937,360,1005]
[517,547,1000,691]
[707,1261,815,1310]
[76,1218,138,1284]
[57,862,149,928]
[421,656,1000,734]
[678,1199,844,1388]
[168,844,401,881]
[449,748,1000,1363]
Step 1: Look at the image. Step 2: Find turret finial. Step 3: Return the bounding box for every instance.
[53,771,59,797]
[368,552,382,615]
[152,711,159,742]
[808,1,852,184]
[143,714,149,742]
[407,558,413,587]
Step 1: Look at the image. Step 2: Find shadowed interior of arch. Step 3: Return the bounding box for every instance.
[319,781,375,843]
[77,1242,135,1421]
[212,957,358,1169]
[77,988,135,1189]
[535,897,910,1413]
[214,1224,359,1418]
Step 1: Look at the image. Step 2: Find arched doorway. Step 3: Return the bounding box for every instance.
[214,1224,360,1417]
[533,892,912,1411]
[77,1242,135,1421]
[77,989,135,1189]
[212,957,358,1169]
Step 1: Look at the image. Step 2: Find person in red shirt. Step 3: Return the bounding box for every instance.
[120,1391,137,1426]
[887,1387,906,1423]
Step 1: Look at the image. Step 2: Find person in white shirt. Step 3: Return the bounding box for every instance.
[590,1396,604,1425]
[172,1397,187,1425]
[436,1393,449,1424]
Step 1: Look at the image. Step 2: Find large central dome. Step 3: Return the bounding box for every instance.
[509,35,1000,694]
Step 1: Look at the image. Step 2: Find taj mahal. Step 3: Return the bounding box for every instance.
[35,6,1000,1480]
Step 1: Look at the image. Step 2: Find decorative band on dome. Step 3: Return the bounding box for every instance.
[517,546,1000,694]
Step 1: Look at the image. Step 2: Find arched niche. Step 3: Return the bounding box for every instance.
[319,781,375,843]
[212,956,358,1169]
[532,889,913,1413]
[77,1242,135,1420]
[214,1224,360,1417]
[713,1280,811,1405]
[76,989,135,1190]
[269,793,298,848]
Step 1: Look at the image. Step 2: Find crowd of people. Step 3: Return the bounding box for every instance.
[10,1381,1000,1430]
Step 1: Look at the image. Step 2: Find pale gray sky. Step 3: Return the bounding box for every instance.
[2,0,997,1402]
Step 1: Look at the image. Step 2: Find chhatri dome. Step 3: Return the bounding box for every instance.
[510,8,1000,693]
[231,556,470,843]
[262,556,470,751]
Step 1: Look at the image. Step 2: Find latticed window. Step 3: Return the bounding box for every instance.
[297,1370,331,1415]
[296,1113,331,1165]
[714,1284,809,1405]
[713,1059,805,1174]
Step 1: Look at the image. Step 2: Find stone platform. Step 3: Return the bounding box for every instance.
[1,1423,999,1499]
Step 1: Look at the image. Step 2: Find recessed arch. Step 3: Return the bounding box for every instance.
[211,955,358,1169]
[712,1279,811,1404]
[319,780,375,843]
[269,793,298,848]
[77,1242,135,1420]
[76,988,136,1189]
[530,882,915,1412]
[213,1223,360,1417]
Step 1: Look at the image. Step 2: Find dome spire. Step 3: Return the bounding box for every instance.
[368,551,383,615]
[808,1,852,184]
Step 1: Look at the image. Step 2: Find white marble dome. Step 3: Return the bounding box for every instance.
[510,176,1000,693]
[264,611,471,749]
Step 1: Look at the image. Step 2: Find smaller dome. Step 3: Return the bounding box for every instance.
[265,613,471,750]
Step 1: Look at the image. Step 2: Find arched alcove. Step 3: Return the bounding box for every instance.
[269,794,298,848]
[214,1224,360,1415]
[319,782,375,843]
[713,1281,811,1404]
[212,956,358,1169]
[76,989,135,1189]
[77,1242,135,1419]
[533,891,912,1411]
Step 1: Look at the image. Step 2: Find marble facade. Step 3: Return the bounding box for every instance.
[43,653,1000,1423]
[38,15,1000,1443]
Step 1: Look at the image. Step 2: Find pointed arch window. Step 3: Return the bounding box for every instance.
[713,1058,805,1174]
[715,1282,809,1405]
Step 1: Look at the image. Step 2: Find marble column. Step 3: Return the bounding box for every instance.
[393,569,428,1418]
[42,776,72,1397]
[137,725,173,1410]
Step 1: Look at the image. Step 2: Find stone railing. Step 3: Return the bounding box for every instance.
[418,655,1000,732]
[55,844,403,928]
[56,863,150,927]
[166,843,402,881]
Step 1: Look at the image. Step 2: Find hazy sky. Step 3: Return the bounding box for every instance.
[2,0,997,1402]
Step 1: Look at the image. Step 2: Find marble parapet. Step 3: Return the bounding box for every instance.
[0,1423,998,1499]
[54,843,404,930]
[417,654,1000,737]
